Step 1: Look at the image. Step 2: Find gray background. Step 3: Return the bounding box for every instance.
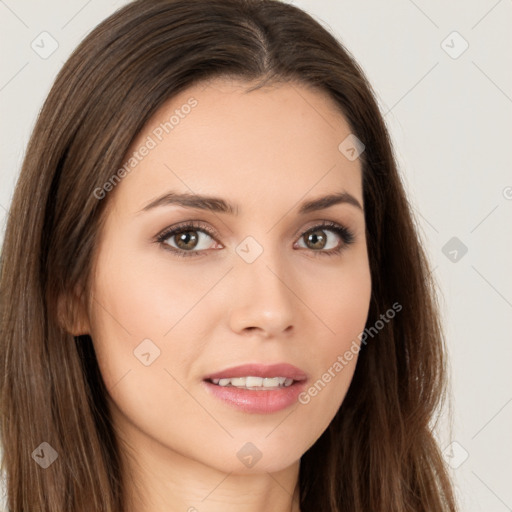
[1,1,511,510]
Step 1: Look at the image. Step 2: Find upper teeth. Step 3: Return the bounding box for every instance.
[211,376,294,388]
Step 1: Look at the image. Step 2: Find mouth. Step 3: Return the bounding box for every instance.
[202,363,308,414]
[203,362,307,386]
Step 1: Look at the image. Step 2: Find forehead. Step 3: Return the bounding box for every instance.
[109,77,363,216]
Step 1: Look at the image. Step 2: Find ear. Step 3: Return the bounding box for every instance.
[57,286,91,336]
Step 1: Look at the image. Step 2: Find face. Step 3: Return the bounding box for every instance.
[82,77,371,477]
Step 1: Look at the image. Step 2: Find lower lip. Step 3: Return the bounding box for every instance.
[202,380,307,414]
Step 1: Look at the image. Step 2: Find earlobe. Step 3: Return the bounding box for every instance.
[57,288,91,336]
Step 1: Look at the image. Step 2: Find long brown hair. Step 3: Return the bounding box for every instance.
[0,0,458,510]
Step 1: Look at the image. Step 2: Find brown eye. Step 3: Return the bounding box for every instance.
[173,230,200,250]
[299,227,340,251]
[303,229,328,250]
[295,222,355,256]
[156,221,220,257]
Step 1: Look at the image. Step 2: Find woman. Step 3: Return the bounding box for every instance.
[0,0,458,510]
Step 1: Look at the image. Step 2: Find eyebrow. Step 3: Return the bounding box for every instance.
[138,190,363,215]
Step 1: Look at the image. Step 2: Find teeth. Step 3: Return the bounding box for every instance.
[210,376,294,389]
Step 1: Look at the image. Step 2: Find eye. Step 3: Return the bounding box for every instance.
[155,221,220,258]
[294,221,355,256]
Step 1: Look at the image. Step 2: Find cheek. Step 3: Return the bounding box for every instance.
[294,257,371,432]
[331,280,371,347]
[312,251,372,351]
[94,250,212,333]
[87,248,223,452]
[87,245,228,387]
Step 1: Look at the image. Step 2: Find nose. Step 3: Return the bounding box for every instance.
[227,247,296,338]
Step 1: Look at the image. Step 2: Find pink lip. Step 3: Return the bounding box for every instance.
[203,363,308,382]
[202,363,308,414]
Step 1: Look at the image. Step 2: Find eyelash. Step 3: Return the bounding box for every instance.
[154,220,355,258]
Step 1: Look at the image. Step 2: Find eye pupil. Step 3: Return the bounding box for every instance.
[176,230,198,250]
[305,229,327,250]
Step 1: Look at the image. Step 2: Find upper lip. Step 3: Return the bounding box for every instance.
[204,363,308,382]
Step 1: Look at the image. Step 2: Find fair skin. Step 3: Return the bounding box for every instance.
[74,77,371,512]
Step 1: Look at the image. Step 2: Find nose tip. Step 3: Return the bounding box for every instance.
[227,259,296,338]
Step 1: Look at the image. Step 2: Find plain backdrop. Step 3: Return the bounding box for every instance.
[1,1,511,511]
